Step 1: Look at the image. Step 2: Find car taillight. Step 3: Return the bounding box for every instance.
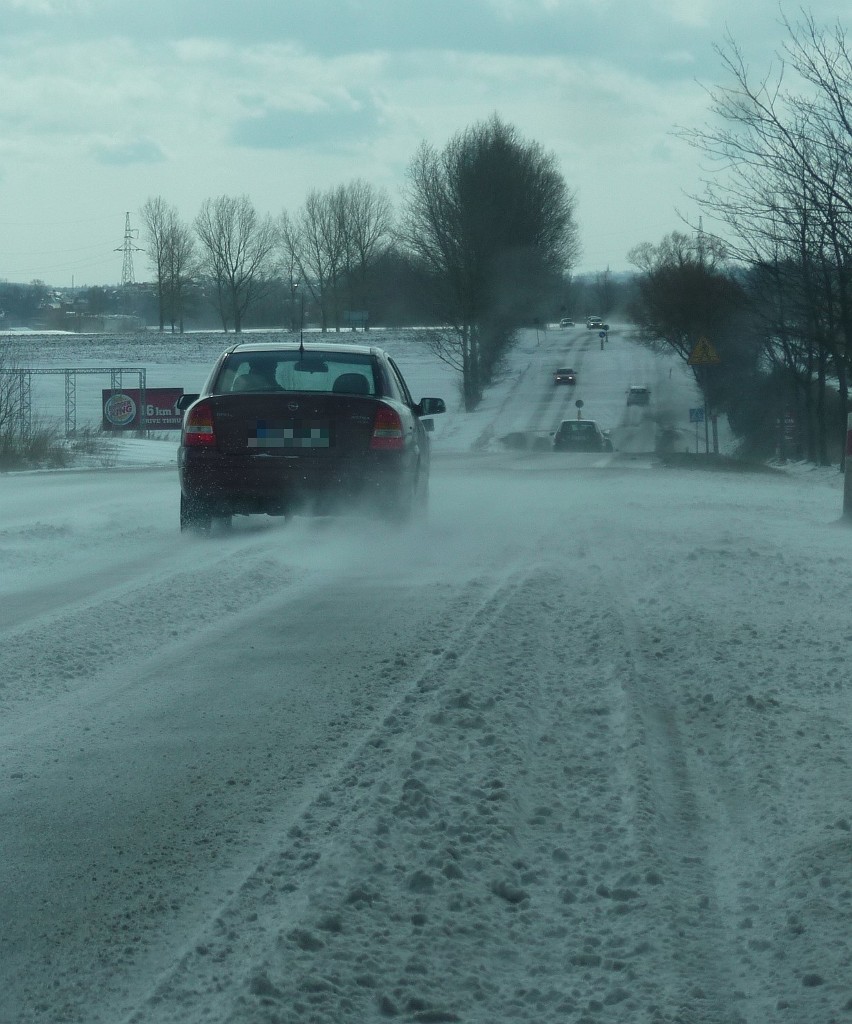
[183,401,216,447]
[370,403,405,450]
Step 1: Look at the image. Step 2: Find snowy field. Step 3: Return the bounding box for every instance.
[2,324,851,1024]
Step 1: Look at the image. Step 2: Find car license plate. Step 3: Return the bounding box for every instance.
[248,419,331,449]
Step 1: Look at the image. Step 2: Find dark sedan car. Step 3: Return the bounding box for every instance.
[177,341,446,531]
[626,384,650,405]
[553,367,577,385]
[552,418,613,452]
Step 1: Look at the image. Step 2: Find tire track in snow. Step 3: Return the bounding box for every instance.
[0,527,313,719]
[587,554,751,1024]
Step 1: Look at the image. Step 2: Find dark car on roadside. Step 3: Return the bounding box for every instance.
[626,384,650,406]
[552,419,613,452]
[553,367,577,385]
[177,342,446,531]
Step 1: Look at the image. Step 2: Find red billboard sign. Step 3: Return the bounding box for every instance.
[102,388,184,430]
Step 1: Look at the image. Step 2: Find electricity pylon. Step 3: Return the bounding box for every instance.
[115,212,143,286]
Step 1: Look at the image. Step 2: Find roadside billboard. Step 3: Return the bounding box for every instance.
[102,388,184,431]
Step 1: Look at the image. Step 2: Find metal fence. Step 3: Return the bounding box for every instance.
[0,366,147,437]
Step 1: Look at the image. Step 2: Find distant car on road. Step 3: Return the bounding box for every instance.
[586,316,603,329]
[559,318,574,328]
[626,385,650,406]
[552,419,613,452]
[177,341,446,531]
[553,367,577,385]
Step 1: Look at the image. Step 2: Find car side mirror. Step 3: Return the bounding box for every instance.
[417,397,446,416]
[176,393,199,411]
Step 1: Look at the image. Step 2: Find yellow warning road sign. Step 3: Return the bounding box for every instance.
[688,336,721,365]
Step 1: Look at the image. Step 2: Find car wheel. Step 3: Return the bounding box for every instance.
[413,473,430,522]
[386,474,419,524]
[393,487,414,524]
[180,492,212,533]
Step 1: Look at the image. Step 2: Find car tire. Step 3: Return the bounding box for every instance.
[180,492,212,533]
[387,470,422,525]
[391,485,414,524]
[413,473,429,522]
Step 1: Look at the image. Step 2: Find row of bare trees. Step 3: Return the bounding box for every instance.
[140,116,578,410]
[142,184,393,336]
[280,180,393,333]
[626,12,852,463]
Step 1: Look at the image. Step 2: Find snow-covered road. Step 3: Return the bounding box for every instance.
[2,326,851,1023]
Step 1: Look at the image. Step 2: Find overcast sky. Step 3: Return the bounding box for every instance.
[0,0,847,289]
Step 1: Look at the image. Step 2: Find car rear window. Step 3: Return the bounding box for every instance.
[215,352,380,395]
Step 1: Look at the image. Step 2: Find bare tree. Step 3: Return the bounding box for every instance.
[627,231,744,363]
[280,181,393,333]
[677,13,852,462]
[195,195,277,333]
[141,196,171,332]
[165,217,198,334]
[279,191,345,333]
[401,115,579,409]
[0,337,24,444]
[339,179,393,326]
[276,221,302,332]
[141,198,199,334]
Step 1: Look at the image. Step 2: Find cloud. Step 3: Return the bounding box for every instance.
[90,138,166,165]
[0,0,846,285]
[230,100,382,150]
[4,0,92,11]
[651,0,714,29]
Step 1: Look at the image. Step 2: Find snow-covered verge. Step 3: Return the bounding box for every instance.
[2,324,851,1024]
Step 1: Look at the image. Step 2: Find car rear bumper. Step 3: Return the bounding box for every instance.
[178,447,417,516]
